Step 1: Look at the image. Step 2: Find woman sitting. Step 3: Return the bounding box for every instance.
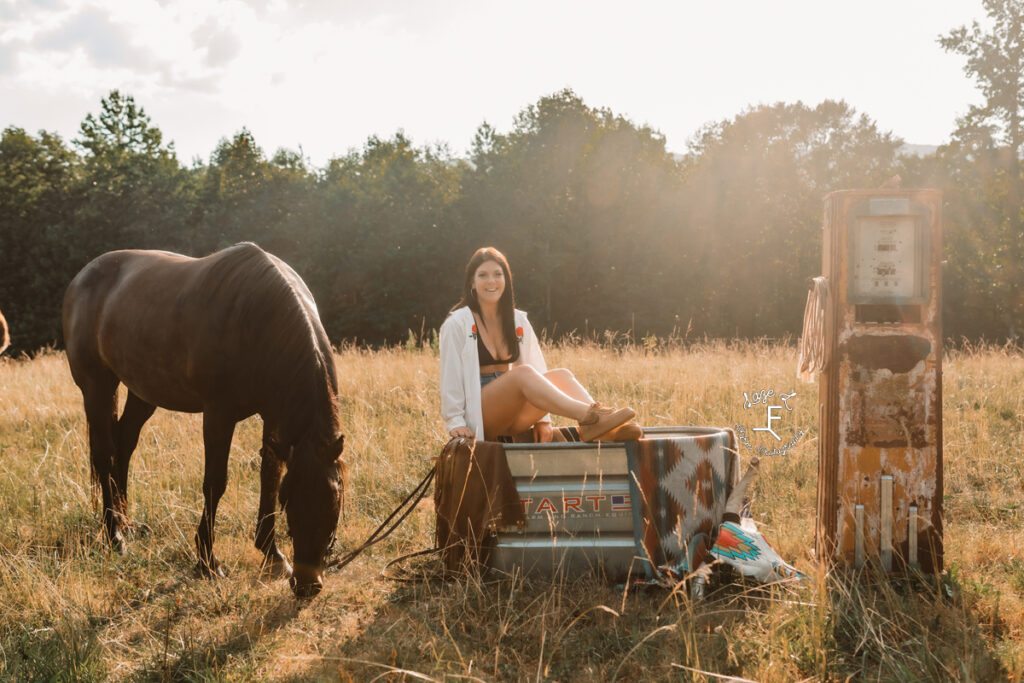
[439,247,639,443]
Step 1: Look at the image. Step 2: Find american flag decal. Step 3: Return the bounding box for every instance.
[611,494,631,510]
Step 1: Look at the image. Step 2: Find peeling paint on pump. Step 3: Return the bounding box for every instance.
[814,189,943,573]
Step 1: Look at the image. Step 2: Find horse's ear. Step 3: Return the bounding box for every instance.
[330,434,344,461]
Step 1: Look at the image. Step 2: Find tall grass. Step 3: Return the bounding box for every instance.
[0,341,1021,681]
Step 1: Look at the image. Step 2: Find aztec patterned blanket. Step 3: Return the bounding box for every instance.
[625,429,740,582]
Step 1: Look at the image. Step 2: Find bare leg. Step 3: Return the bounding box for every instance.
[255,434,291,579]
[195,410,235,578]
[545,368,594,404]
[481,366,592,439]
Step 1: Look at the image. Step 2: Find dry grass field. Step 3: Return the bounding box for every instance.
[0,340,1022,681]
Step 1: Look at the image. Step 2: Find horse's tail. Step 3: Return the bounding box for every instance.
[0,309,9,356]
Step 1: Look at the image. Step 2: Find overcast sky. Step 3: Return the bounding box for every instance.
[0,0,987,168]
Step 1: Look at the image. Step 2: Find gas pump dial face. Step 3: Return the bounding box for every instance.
[851,217,920,302]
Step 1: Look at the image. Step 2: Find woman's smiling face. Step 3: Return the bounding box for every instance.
[473,259,505,306]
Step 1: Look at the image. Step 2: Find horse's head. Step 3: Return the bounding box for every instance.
[278,433,345,599]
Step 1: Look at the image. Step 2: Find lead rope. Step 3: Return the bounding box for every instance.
[380,546,447,583]
[325,464,436,573]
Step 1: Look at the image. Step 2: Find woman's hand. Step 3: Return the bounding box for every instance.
[449,426,475,440]
[533,422,554,443]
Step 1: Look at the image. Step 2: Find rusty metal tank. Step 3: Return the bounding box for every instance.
[488,426,731,580]
[815,189,943,573]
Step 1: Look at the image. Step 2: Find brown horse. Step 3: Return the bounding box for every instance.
[63,243,344,598]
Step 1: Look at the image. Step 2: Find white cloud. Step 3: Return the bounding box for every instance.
[0,0,990,168]
[157,66,220,93]
[0,39,16,75]
[191,17,241,67]
[34,6,155,68]
[0,1,18,23]
[260,0,474,32]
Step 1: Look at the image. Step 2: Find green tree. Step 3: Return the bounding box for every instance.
[0,127,80,350]
[192,129,301,254]
[681,101,901,337]
[73,90,193,254]
[940,0,1024,339]
[78,90,166,158]
[940,0,1024,200]
[463,89,681,337]
[319,132,467,342]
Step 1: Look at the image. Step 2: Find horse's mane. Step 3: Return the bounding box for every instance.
[202,243,340,444]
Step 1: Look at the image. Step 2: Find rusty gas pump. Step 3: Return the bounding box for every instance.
[804,189,943,573]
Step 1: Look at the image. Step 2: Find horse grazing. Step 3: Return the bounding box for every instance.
[63,243,344,598]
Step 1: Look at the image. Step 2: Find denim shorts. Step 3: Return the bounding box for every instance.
[480,371,505,388]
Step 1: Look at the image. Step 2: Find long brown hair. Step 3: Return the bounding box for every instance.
[451,247,518,354]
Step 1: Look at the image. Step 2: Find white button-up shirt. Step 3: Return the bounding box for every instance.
[439,306,550,440]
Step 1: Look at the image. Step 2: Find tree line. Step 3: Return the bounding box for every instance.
[2,1,1022,353]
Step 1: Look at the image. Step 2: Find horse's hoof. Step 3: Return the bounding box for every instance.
[109,533,127,555]
[193,561,226,579]
[260,556,293,580]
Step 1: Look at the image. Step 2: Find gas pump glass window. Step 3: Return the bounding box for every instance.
[848,208,929,309]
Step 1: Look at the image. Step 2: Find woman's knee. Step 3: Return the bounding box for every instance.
[545,368,575,383]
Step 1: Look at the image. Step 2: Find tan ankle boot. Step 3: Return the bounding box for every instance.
[578,403,636,442]
[596,421,642,442]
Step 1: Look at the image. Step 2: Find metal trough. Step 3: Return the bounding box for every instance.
[488,426,732,580]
